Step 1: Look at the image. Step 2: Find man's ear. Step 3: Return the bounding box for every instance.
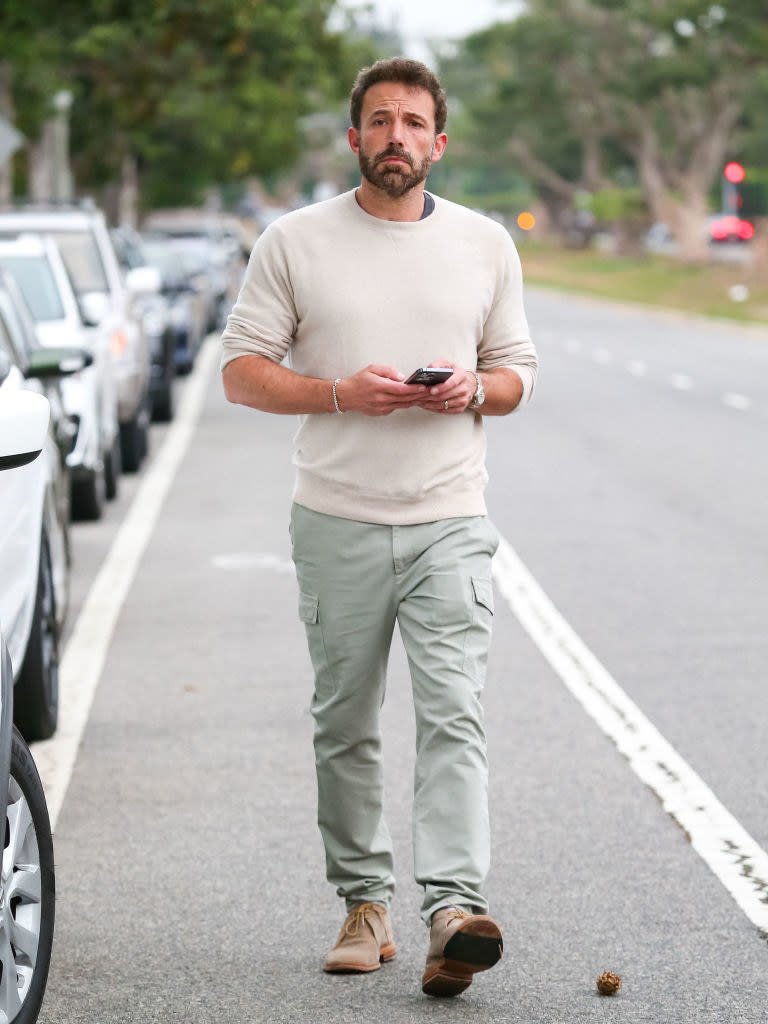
[348,126,360,155]
[431,133,448,164]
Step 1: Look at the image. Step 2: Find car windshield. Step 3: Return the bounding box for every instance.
[49,231,109,295]
[0,255,65,322]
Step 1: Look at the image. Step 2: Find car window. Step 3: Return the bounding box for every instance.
[0,254,65,322]
[49,230,109,294]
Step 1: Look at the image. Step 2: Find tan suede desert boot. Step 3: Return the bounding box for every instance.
[323,902,396,973]
[421,906,503,997]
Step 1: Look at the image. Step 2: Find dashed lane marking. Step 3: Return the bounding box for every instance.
[493,537,768,938]
[722,392,751,411]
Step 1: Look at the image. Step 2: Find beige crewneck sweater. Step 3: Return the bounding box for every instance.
[220,189,538,525]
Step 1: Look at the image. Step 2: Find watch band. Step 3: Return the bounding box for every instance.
[469,370,484,409]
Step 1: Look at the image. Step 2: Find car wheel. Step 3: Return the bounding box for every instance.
[120,398,149,473]
[14,535,59,743]
[151,383,173,423]
[104,433,121,501]
[0,728,56,1024]
[70,462,106,521]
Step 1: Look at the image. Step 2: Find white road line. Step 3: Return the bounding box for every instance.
[670,373,694,391]
[722,392,751,411]
[627,360,648,377]
[593,348,613,365]
[492,538,768,936]
[31,336,220,831]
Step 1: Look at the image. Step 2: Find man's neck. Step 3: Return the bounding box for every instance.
[355,180,426,222]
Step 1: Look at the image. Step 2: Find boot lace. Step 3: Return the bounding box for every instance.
[445,907,471,925]
[344,902,385,937]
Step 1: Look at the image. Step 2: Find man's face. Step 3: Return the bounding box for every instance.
[349,82,447,199]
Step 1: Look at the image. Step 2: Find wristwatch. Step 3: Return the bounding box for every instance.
[469,371,485,409]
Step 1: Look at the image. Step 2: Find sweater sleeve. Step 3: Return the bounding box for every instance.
[477,231,538,408]
[220,224,297,371]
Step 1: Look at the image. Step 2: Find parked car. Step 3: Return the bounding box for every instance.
[0,203,152,471]
[0,235,121,517]
[0,387,56,1024]
[141,209,245,329]
[0,279,91,740]
[708,214,755,242]
[138,234,209,374]
[110,226,177,421]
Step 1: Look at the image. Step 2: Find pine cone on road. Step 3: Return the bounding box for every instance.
[597,971,622,995]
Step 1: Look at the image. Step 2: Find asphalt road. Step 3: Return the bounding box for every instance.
[34,289,768,1023]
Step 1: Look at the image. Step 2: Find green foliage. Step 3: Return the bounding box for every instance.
[587,188,648,223]
[1,0,365,205]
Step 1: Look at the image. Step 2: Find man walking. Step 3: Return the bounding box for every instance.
[221,57,538,998]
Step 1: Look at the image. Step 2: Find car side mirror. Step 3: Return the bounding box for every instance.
[80,291,111,327]
[26,346,94,380]
[0,391,50,471]
[126,265,162,296]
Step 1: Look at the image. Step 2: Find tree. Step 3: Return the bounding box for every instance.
[1,0,364,214]
[442,1,768,262]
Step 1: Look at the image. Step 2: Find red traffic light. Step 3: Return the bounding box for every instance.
[724,162,745,184]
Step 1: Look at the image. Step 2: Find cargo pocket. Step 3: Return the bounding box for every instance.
[298,591,333,698]
[462,576,495,682]
[471,577,494,617]
[298,591,318,626]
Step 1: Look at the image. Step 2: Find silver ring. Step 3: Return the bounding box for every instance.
[443,399,449,410]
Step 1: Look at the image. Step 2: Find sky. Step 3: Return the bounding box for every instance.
[343,0,521,61]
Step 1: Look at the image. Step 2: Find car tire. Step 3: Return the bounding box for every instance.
[1,727,56,1024]
[120,398,149,473]
[70,462,106,521]
[151,383,173,423]
[104,433,121,501]
[14,534,59,743]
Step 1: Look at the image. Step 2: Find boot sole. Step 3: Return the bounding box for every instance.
[422,920,503,997]
[324,942,396,973]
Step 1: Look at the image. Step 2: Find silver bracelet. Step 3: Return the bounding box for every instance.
[332,378,344,414]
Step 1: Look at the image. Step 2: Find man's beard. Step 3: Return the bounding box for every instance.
[358,144,433,199]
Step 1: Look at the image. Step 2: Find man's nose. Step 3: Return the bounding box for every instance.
[387,118,406,145]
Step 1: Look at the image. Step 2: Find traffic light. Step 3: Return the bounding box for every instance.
[722,162,768,218]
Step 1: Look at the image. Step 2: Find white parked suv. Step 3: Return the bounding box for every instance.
[0,387,56,1024]
[0,202,152,472]
[0,235,121,519]
[0,274,91,740]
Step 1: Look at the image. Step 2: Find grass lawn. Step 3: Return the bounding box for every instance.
[517,241,768,325]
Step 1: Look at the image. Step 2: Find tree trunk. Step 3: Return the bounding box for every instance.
[28,120,57,202]
[117,152,139,227]
[666,192,710,265]
[0,61,15,203]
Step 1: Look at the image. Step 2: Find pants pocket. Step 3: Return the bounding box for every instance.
[298,589,334,697]
[462,575,495,682]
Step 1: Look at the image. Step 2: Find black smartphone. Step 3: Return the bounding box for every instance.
[405,367,454,386]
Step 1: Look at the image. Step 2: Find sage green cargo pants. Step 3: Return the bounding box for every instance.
[290,503,499,924]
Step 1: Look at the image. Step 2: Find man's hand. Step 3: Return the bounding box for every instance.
[412,362,525,415]
[412,362,475,414]
[335,365,427,417]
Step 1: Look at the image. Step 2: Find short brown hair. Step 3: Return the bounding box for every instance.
[350,58,448,134]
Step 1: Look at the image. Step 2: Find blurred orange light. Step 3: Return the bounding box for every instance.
[517,212,536,231]
[111,330,128,355]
